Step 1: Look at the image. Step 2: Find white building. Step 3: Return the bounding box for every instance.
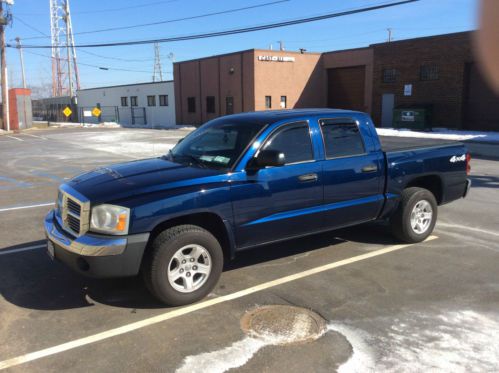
[76,81,176,128]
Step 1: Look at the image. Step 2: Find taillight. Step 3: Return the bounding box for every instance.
[466,152,471,175]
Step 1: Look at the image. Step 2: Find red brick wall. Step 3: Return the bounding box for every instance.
[372,32,473,128]
[173,50,255,125]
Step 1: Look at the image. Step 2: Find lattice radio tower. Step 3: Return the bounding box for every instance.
[152,42,163,82]
[50,0,80,97]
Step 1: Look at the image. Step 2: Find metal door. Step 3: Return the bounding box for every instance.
[381,93,395,127]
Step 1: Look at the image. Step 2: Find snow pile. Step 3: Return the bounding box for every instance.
[82,122,121,128]
[377,128,499,143]
[57,122,82,127]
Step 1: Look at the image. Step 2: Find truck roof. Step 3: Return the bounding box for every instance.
[219,109,364,124]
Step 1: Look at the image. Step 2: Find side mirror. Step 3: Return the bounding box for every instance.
[247,149,285,171]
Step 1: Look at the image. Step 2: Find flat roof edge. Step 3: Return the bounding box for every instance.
[78,80,174,92]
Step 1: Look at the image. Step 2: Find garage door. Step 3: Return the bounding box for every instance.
[327,66,366,111]
[464,63,499,131]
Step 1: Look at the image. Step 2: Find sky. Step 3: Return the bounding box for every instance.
[5,0,478,93]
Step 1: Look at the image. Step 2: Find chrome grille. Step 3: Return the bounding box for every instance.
[67,214,81,234]
[59,186,90,237]
[67,198,81,216]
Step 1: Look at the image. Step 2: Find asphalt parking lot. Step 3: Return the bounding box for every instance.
[0,127,498,372]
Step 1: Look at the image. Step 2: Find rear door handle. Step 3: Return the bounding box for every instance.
[298,173,318,182]
[361,164,378,173]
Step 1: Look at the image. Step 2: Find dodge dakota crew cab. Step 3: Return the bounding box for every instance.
[45,109,471,305]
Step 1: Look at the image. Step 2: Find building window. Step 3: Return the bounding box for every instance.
[187,97,196,113]
[206,96,216,113]
[420,64,439,81]
[226,96,234,115]
[280,96,287,109]
[159,95,169,106]
[130,96,138,107]
[147,95,156,107]
[121,97,128,107]
[382,68,398,83]
[265,96,272,109]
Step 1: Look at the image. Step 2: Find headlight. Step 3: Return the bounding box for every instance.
[90,204,130,235]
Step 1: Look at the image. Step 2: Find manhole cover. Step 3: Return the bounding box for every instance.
[241,305,327,345]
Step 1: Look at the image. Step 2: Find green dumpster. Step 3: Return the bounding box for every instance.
[393,107,432,130]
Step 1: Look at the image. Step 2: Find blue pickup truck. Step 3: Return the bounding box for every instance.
[45,109,471,305]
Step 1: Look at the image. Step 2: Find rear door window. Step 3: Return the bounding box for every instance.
[319,119,365,158]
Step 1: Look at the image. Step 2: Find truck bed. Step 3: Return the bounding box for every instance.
[380,135,458,152]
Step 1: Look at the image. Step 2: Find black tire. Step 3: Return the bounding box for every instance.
[143,225,223,306]
[390,187,438,243]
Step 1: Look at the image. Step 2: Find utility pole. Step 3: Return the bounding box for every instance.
[0,0,13,131]
[15,37,26,89]
[387,28,393,42]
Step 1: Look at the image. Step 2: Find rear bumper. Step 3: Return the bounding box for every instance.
[44,210,149,278]
[463,178,472,198]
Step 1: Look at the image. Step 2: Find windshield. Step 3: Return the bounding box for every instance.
[168,119,266,170]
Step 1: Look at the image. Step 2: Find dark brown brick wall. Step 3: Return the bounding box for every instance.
[372,32,473,128]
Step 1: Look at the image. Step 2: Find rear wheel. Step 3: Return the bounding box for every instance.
[143,225,223,306]
[390,187,437,243]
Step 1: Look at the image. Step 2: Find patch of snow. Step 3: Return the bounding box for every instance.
[333,310,499,373]
[176,337,266,373]
[82,121,121,128]
[327,323,375,373]
[377,128,499,143]
[55,130,177,159]
[58,122,82,127]
[176,313,327,373]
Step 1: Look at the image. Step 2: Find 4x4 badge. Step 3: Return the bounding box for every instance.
[450,154,466,163]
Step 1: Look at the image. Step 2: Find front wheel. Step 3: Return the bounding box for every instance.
[143,225,224,306]
[390,187,438,243]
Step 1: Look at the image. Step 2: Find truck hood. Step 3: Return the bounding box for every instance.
[67,158,226,204]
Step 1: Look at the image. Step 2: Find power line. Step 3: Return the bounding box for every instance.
[20,0,291,40]
[12,15,50,37]
[15,0,181,16]
[12,17,156,63]
[78,49,156,63]
[23,50,167,74]
[9,1,420,49]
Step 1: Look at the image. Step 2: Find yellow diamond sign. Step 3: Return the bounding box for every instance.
[92,107,102,117]
[62,107,72,117]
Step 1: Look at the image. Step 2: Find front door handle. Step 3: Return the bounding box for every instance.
[361,164,378,173]
[298,173,318,182]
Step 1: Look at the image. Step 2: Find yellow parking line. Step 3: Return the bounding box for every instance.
[0,235,438,370]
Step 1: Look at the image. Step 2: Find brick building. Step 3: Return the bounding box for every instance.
[173,49,323,125]
[373,32,458,128]
[174,31,499,130]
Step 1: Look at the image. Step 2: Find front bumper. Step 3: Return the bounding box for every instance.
[44,210,150,278]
